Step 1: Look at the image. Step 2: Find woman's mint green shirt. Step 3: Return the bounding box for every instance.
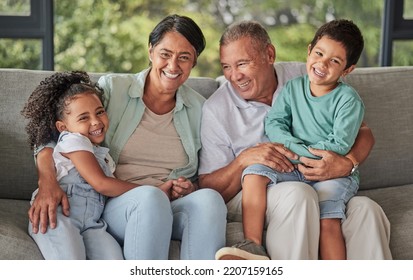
[98,68,205,181]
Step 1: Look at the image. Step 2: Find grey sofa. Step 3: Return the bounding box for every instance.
[1,63,412,260]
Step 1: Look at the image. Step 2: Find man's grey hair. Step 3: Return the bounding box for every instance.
[219,20,272,50]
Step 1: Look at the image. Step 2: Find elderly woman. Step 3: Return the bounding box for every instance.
[28,14,227,260]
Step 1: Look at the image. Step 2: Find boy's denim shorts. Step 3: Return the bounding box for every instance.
[242,163,359,220]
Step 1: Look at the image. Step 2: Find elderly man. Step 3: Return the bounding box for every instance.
[198,20,392,260]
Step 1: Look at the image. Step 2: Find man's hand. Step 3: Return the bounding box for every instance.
[28,185,69,234]
[198,143,297,203]
[239,142,297,172]
[298,147,353,181]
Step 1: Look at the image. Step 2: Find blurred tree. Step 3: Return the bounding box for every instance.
[0,0,30,15]
[0,0,39,69]
[52,0,221,76]
[0,0,412,77]
[0,38,41,69]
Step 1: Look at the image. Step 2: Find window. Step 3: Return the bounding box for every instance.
[0,0,412,74]
[0,0,53,70]
[381,0,413,65]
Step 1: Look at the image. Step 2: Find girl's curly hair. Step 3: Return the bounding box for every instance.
[21,71,104,149]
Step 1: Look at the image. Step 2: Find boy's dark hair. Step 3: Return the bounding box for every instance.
[21,71,104,149]
[309,19,364,69]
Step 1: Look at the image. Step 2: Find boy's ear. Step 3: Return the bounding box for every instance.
[342,65,356,77]
[55,121,67,133]
[307,44,312,55]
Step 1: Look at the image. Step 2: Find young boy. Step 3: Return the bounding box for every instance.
[215,19,365,260]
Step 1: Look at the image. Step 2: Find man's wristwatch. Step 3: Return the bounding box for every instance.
[347,155,359,175]
[350,162,359,175]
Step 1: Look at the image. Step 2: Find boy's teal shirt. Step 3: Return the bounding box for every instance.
[265,74,364,181]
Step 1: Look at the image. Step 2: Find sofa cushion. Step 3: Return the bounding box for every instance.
[0,197,191,260]
[0,69,52,200]
[184,77,219,99]
[358,184,413,260]
[344,67,413,191]
[0,196,245,260]
[0,199,43,259]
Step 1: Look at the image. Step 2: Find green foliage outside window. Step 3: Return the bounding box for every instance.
[0,0,412,77]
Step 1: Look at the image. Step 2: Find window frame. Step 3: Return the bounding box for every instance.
[0,0,412,69]
[381,0,413,66]
[0,0,54,70]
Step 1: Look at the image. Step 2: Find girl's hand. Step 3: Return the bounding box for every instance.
[158,180,174,200]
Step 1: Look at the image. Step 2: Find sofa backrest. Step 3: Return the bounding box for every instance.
[216,63,413,191]
[344,66,413,190]
[1,69,55,200]
[1,64,412,200]
[0,68,218,200]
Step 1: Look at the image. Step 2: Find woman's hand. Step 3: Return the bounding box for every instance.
[171,177,196,200]
[28,183,70,234]
[29,147,70,234]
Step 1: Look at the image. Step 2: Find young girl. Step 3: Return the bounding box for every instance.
[21,71,138,259]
